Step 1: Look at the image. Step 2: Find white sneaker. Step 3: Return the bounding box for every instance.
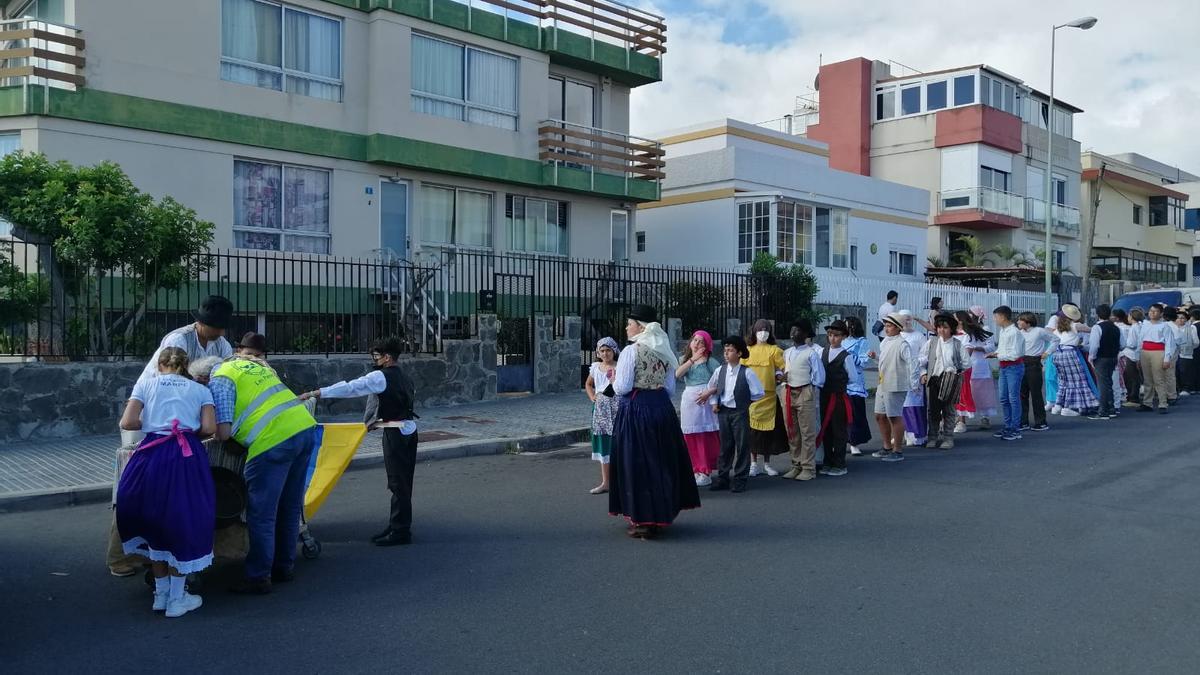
[1060,408,1080,417]
[764,463,780,477]
[152,591,168,612]
[1045,403,1054,411]
[1180,391,1191,397]
[1051,405,1063,415]
[749,463,761,477]
[165,592,203,618]
[695,473,712,487]
[953,421,967,434]
[849,445,862,456]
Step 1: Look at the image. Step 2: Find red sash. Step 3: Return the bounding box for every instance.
[814,393,852,448]
[1142,341,1165,352]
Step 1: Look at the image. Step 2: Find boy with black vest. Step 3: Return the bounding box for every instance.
[700,335,765,493]
[1088,304,1122,419]
[301,337,419,546]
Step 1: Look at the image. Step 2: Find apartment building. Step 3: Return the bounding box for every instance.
[803,57,1084,274]
[633,119,930,279]
[0,0,666,260]
[1081,152,1196,285]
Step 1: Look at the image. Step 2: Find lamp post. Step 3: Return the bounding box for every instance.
[1044,16,1097,318]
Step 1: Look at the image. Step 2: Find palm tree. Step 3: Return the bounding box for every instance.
[949,235,998,267]
[988,244,1031,268]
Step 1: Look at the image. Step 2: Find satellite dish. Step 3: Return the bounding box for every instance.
[813,73,820,91]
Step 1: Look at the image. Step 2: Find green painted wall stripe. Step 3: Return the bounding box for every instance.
[0,85,659,202]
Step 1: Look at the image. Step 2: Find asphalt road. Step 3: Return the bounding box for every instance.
[2,408,1199,674]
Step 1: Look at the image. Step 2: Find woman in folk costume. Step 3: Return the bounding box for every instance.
[116,347,216,618]
[842,316,873,455]
[965,306,999,431]
[951,310,991,432]
[608,305,701,539]
[742,319,787,476]
[584,337,621,494]
[675,330,723,487]
[1051,312,1099,415]
[898,311,929,447]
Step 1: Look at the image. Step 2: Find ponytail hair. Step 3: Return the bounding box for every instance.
[158,346,191,378]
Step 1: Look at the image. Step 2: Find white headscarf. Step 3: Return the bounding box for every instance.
[630,321,679,371]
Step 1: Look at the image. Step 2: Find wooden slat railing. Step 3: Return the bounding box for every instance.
[468,0,666,55]
[0,19,85,89]
[539,121,665,181]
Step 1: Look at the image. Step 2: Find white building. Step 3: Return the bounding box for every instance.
[632,120,929,278]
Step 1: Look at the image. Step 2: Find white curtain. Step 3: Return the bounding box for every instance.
[283,166,330,234]
[233,160,281,231]
[411,35,465,121]
[457,191,492,247]
[507,196,526,251]
[467,48,517,130]
[284,8,341,101]
[221,0,282,90]
[831,209,849,268]
[421,186,455,244]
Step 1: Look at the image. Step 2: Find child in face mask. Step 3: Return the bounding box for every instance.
[742,319,786,476]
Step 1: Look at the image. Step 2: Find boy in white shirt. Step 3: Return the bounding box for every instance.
[992,306,1025,441]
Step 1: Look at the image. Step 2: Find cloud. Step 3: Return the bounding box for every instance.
[632,0,1200,173]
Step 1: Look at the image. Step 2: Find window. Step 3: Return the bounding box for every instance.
[830,209,849,268]
[889,250,916,276]
[850,244,859,271]
[1052,175,1066,206]
[980,75,991,106]
[635,231,645,252]
[738,201,770,264]
[506,195,567,255]
[233,159,331,253]
[980,166,1011,192]
[901,85,921,116]
[776,201,813,264]
[548,76,595,128]
[1052,108,1073,138]
[421,185,492,248]
[953,75,975,106]
[0,133,18,237]
[926,80,947,111]
[221,0,343,101]
[1133,204,1142,225]
[611,210,629,262]
[875,87,896,121]
[1051,248,1066,271]
[1149,196,1186,229]
[10,0,64,21]
[412,34,518,130]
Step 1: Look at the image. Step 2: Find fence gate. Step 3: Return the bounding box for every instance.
[495,273,534,393]
[577,276,670,370]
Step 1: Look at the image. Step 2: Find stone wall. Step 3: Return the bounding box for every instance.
[0,322,500,443]
[535,316,582,394]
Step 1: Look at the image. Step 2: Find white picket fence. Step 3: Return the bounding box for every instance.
[810,269,1048,319]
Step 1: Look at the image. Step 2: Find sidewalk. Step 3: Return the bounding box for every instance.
[0,393,594,512]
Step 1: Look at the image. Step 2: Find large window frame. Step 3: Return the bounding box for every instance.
[220,0,344,102]
[610,210,629,262]
[412,33,519,131]
[506,194,568,256]
[775,200,813,265]
[420,184,494,249]
[875,71,978,122]
[548,75,596,128]
[738,200,771,264]
[889,249,916,276]
[980,166,1012,193]
[232,158,332,254]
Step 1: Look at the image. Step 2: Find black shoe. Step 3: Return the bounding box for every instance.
[1158,408,1169,415]
[370,527,393,544]
[1137,405,1154,412]
[730,483,747,493]
[1031,423,1050,431]
[375,530,412,547]
[271,568,295,583]
[709,480,730,492]
[229,578,273,595]
[1086,413,1107,420]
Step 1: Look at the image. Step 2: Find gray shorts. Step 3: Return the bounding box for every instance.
[874,391,906,417]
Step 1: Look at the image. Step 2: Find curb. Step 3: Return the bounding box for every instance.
[0,427,591,515]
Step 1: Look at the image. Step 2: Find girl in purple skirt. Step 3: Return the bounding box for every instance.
[117,347,216,618]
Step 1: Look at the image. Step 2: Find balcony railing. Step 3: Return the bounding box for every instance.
[938,187,1025,220]
[465,0,666,55]
[0,18,85,90]
[1024,198,1081,235]
[539,119,665,188]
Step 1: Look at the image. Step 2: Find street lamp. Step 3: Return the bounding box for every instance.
[1044,16,1097,318]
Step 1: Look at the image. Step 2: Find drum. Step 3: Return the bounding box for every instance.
[206,439,248,529]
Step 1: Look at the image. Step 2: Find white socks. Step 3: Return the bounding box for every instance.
[168,575,186,600]
[154,576,168,595]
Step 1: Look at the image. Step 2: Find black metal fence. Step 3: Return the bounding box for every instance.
[1,239,809,361]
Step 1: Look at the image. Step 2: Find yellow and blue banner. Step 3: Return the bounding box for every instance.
[303,423,368,520]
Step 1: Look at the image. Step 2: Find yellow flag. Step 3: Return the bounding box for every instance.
[303,423,367,520]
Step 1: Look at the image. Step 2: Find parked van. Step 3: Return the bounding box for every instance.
[1112,288,1200,313]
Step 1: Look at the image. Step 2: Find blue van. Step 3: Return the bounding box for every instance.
[1112,288,1200,313]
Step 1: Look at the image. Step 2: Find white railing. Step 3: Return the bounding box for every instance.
[1024,198,1081,235]
[462,0,665,56]
[0,18,84,91]
[938,187,1025,220]
[810,268,1048,319]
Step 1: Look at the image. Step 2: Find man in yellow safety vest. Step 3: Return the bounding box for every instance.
[208,332,318,595]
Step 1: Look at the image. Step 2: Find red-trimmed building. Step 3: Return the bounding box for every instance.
[803,58,1084,273]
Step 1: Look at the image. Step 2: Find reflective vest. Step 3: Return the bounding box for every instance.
[213,359,316,462]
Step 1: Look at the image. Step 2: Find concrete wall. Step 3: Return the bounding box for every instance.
[16,118,627,260]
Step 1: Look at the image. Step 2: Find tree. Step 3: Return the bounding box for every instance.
[949,235,998,268]
[666,280,723,336]
[748,252,821,328]
[0,152,214,357]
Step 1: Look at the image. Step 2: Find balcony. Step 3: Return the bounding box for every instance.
[538,120,664,201]
[1024,198,1081,236]
[934,187,1024,230]
[0,18,85,91]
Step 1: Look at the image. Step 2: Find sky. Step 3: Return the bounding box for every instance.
[630,0,1200,174]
